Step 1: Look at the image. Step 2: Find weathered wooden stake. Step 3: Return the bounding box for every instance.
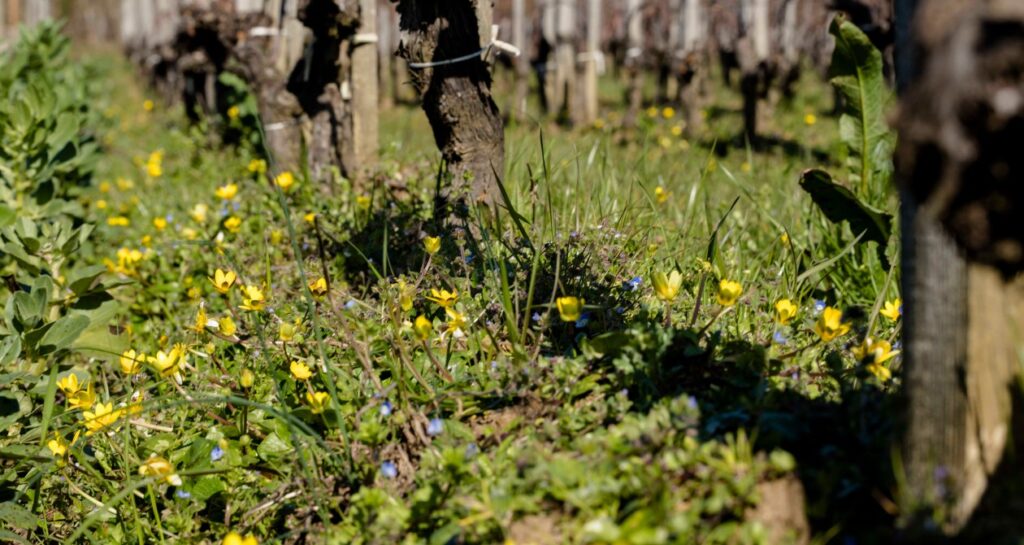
[350,0,379,173]
[579,0,602,125]
[623,0,644,127]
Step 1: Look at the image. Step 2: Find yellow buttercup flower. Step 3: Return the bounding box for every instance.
[210,269,237,294]
[47,432,69,458]
[227,105,240,120]
[556,296,584,323]
[774,299,798,325]
[194,304,208,333]
[223,531,259,545]
[646,106,658,118]
[814,307,851,342]
[662,106,675,119]
[780,233,790,246]
[423,236,441,255]
[426,288,458,308]
[274,171,296,191]
[120,349,144,374]
[853,338,898,382]
[240,369,255,389]
[215,183,239,200]
[152,217,167,230]
[290,360,313,381]
[143,99,155,112]
[224,215,242,234]
[356,195,371,210]
[716,279,743,306]
[880,299,901,322]
[396,280,415,311]
[445,307,468,336]
[107,216,130,226]
[279,322,297,342]
[219,316,237,336]
[307,391,330,414]
[240,285,266,311]
[309,277,328,297]
[654,186,669,204]
[57,374,81,396]
[149,345,186,382]
[190,203,209,224]
[248,159,267,175]
[139,455,182,486]
[67,382,96,411]
[304,212,317,224]
[804,113,817,126]
[146,151,163,178]
[670,125,684,137]
[82,402,121,435]
[414,315,433,341]
[652,270,682,302]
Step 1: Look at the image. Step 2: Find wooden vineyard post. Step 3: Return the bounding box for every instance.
[896,0,1024,535]
[622,0,644,128]
[738,0,769,141]
[509,0,529,122]
[553,0,577,124]
[677,0,706,135]
[350,0,379,173]
[579,0,602,126]
[396,0,506,212]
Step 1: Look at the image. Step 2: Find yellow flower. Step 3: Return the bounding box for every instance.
[141,235,152,248]
[397,280,415,311]
[143,99,155,112]
[190,203,209,224]
[423,236,441,255]
[307,391,330,414]
[82,402,121,435]
[194,304,208,333]
[445,307,468,336]
[646,106,658,118]
[774,299,798,325]
[146,151,163,178]
[183,227,199,240]
[304,212,317,224]
[117,177,134,190]
[121,349,144,374]
[652,270,682,302]
[219,315,237,336]
[426,288,458,308]
[414,315,433,341]
[804,113,817,126]
[248,159,267,175]
[215,183,239,200]
[556,296,584,322]
[210,269,237,294]
[279,322,297,342]
[880,299,901,322]
[47,432,69,458]
[224,215,242,234]
[814,307,851,342]
[853,338,898,382]
[95,199,107,210]
[780,233,790,247]
[57,374,81,396]
[356,195,371,210]
[152,217,167,231]
[654,186,669,204]
[239,285,266,311]
[658,136,672,149]
[308,277,328,297]
[670,125,684,137]
[98,181,112,193]
[741,161,752,173]
[240,369,255,389]
[139,455,182,486]
[187,286,201,300]
[270,229,284,244]
[149,345,186,381]
[223,531,259,545]
[662,106,675,119]
[107,216,130,226]
[274,171,295,191]
[290,360,313,381]
[67,382,96,411]
[227,105,240,120]
[716,279,743,307]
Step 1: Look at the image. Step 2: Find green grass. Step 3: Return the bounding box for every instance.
[1,48,905,545]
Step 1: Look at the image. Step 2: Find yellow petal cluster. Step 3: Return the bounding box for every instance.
[814,307,851,342]
[556,296,584,323]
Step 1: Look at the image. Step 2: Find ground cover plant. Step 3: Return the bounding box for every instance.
[0,20,911,545]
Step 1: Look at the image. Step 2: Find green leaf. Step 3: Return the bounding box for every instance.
[0,502,38,530]
[0,336,21,366]
[189,477,226,503]
[67,264,107,295]
[72,327,126,359]
[256,431,293,461]
[37,314,89,354]
[800,169,892,267]
[828,16,892,194]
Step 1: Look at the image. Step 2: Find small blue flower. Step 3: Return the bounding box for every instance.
[210,446,224,462]
[380,401,392,417]
[614,306,625,315]
[575,312,591,328]
[232,201,240,211]
[427,418,443,436]
[344,300,358,310]
[623,277,642,291]
[813,300,826,314]
[464,253,474,264]
[176,490,192,499]
[686,396,698,410]
[464,443,479,459]
[773,331,788,345]
[381,461,397,479]
[532,312,542,323]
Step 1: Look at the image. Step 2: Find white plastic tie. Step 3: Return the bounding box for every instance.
[264,118,300,132]
[576,50,606,74]
[408,24,520,70]
[249,26,279,37]
[353,33,378,45]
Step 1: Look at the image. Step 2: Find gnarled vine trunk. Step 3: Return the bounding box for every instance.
[396,0,505,209]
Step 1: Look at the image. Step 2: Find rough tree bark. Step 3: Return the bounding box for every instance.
[897,0,1024,534]
[396,0,505,209]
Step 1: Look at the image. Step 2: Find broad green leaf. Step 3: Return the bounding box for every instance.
[0,502,38,530]
[67,264,107,295]
[257,431,293,461]
[799,169,892,268]
[0,336,21,366]
[71,327,126,359]
[37,314,89,354]
[828,16,892,195]
[190,477,226,503]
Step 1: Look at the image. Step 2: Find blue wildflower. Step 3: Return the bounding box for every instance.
[344,300,358,310]
[210,445,224,462]
[465,443,479,460]
[813,300,826,314]
[380,401,392,417]
[381,461,397,479]
[532,312,542,323]
[575,312,591,328]
[176,490,192,499]
[427,418,443,436]
[773,331,788,345]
